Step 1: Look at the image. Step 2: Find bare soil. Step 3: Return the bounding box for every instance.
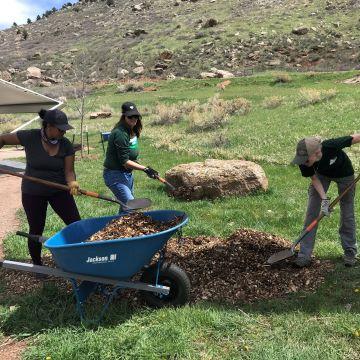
[0,148,26,359]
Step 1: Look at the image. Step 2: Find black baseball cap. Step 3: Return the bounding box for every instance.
[39,109,73,131]
[121,102,141,117]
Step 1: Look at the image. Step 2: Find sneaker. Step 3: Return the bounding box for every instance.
[294,257,311,268]
[343,255,357,267]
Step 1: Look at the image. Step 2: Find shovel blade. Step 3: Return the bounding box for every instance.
[267,249,295,265]
[125,198,152,210]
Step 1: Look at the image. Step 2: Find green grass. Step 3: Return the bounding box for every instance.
[1,71,360,359]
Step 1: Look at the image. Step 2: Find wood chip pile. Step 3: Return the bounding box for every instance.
[165,229,334,303]
[1,225,334,304]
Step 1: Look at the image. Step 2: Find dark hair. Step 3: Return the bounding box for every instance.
[114,114,142,138]
[39,109,48,128]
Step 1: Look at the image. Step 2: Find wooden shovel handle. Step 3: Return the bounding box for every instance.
[156,175,176,191]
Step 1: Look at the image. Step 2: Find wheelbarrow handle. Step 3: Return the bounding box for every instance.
[16,231,48,243]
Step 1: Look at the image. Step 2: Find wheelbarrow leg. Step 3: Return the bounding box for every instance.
[70,279,123,324]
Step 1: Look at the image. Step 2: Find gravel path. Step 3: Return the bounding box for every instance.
[0,148,27,360]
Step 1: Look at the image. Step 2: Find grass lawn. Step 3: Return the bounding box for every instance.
[1,71,360,359]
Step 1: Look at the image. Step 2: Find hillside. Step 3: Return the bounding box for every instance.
[0,0,359,85]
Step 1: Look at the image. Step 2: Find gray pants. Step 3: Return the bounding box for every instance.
[299,174,357,259]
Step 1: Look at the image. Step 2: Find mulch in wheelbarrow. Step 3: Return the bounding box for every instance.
[87,212,183,242]
[0,226,334,304]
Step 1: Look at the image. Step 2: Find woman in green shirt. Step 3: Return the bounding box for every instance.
[103,102,158,212]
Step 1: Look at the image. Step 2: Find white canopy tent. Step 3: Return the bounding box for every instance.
[0,79,63,132]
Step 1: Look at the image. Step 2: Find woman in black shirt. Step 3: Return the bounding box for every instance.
[0,109,81,266]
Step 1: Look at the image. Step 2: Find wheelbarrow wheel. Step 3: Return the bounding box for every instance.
[140,262,191,308]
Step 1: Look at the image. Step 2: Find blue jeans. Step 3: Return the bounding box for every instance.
[103,169,134,213]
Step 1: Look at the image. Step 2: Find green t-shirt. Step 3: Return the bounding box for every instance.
[299,136,354,178]
[103,124,139,171]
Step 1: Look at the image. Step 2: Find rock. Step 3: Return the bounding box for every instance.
[22,79,39,86]
[89,112,112,119]
[292,26,309,35]
[134,28,148,36]
[167,73,176,80]
[134,61,144,66]
[7,68,16,74]
[30,52,41,60]
[39,81,52,87]
[165,159,268,200]
[266,59,281,66]
[42,75,59,84]
[214,69,234,78]
[0,70,12,81]
[202,18,218,28]
[133,66,145,74]
[45,61,53,67]
[26,66,42,79]
[200,72,217,78]
[210,67,235,78]
[132,4,143,11]
[154,62,168,70]
[117,68,129,78]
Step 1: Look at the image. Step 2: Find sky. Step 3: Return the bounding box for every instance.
[0,0,77,30]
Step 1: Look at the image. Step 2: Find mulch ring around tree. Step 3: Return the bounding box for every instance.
[0,228,334,305]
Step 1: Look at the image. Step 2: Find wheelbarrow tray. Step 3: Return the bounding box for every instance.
[45,210,188,280]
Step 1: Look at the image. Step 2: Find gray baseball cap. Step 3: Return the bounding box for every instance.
[291,137,322,165]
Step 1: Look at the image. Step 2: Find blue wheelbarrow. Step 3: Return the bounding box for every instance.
[0,210,190,322]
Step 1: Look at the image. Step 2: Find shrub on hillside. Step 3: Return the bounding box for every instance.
[188,106,229,132]
[151,103,183,125]
[298,88,337,107]
[262,96,283,109]
[227,97,252,115]
[179,99,200,114]
[116,81,144,93]
[272,73,292,84]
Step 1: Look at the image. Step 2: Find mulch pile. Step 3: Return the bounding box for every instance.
[87,213,182,242]
[164,229,334,303]
[1,221,334,304]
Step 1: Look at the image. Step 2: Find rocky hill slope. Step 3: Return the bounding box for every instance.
[0,0,359,85]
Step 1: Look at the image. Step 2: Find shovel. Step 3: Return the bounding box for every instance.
[0,168,152,211]
[155,175,176,191]
[267,173,360,265]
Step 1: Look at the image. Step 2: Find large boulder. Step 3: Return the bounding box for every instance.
[26,66,42,79]
[165,159,268,200]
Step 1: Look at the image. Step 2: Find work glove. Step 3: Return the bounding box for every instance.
[321,198,331,216]
[68,181,81,196]
[143,167,159,179]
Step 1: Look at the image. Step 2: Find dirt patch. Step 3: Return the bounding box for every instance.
[0,337,28,360]
[0,148,25,359]
[0,148,25,161]
[0,176,22,258]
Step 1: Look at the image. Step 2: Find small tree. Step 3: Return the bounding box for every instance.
[27,18,32,24]
[51,7,57,13]
[12,22,17,28]
[107,0,115,6]
[36,15,41,21]
[67,52,98,159]
[22,29,28,40]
